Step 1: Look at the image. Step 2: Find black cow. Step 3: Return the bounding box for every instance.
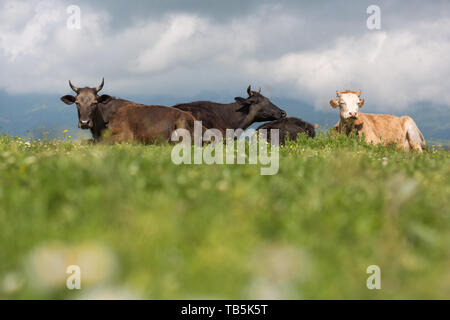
[172,86,286,134]
[257,117,318,145]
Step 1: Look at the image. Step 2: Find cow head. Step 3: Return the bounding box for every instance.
[60,78,112,129]
[235,86,286,122]
[330,90,365,122]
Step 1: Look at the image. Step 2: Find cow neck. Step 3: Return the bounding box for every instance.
[231,102,253,130]
[89,98,123,141]
[89,107,107,142]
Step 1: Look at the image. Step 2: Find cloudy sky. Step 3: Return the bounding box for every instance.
[0,0,450,113]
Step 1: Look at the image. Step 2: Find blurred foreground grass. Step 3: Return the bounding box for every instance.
[0,133,449,299]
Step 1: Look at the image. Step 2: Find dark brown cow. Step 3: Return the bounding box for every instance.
[60,79,202,144]
[257,117,318,145]
[172,86,286,135]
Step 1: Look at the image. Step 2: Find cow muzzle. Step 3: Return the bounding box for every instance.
[78,119,92,129]
[346,112,358,120]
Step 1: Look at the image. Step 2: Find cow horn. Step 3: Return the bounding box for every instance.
[69,80,79,93]
[356,90,361,97]
[336,90,342,97]
[95,78,104,93]
[257,87,261,93]
[247,85,253,96]
[247,85,252,96]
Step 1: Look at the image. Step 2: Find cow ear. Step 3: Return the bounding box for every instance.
[359,98,364,108]
[330,99,339,108]
[235,97,250,113]
[98,94,112,104]
[61,95,76,105]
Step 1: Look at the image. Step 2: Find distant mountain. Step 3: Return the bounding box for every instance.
[0,91,76,139]
[0,90,448,141]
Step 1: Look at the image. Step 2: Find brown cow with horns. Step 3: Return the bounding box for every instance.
[61,79,202,144]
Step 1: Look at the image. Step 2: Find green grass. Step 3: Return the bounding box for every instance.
[0,132,449,299]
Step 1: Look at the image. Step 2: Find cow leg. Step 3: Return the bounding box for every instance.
[103,124,134,144]
[99,133,125,144]
[360,130,380,146]
[110,133,129,144]
[402,116,426,152]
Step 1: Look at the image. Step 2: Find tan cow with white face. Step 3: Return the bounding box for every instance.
[330,90,427,152]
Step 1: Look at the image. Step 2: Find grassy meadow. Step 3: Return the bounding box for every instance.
[0,132,449,299]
